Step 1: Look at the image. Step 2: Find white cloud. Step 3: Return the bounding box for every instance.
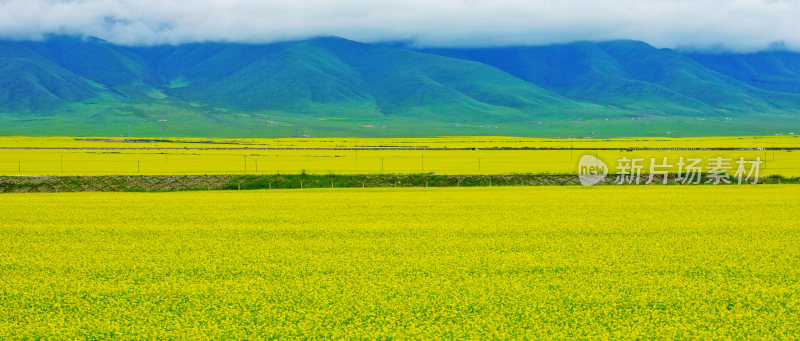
[0,0,798,51]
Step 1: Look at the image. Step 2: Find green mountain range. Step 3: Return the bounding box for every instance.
[1,36,799,137]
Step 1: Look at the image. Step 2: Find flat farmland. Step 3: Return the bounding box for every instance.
[1,136,799,177]
[1,186,798,338]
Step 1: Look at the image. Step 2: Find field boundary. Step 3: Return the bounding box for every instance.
[1,174,797,193]
[1,147,798,151]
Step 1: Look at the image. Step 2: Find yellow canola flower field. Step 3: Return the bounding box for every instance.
[1,186,798,338]
[2,135,799,149]
[1,136,800,176]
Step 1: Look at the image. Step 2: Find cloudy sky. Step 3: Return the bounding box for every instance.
[0,0,797,51]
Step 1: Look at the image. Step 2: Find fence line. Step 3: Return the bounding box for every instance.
[1,150,799,177]
[1,173,797,193]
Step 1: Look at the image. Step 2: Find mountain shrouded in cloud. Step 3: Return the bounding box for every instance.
[1,0,800,51]
[2,36,800,138]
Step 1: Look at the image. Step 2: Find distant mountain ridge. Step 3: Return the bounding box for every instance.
[1,36,799,137]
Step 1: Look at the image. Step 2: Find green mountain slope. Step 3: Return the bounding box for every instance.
[21,36,159,88]
[163,41,378,116]
[0,42,113,112]
[1,36,799,137]
[142,37,596,121]
[422,41,799,115]
[687,51,800,94]
[313,38,597,121]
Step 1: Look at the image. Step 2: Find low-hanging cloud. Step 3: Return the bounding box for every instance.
[0,0,798,51]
